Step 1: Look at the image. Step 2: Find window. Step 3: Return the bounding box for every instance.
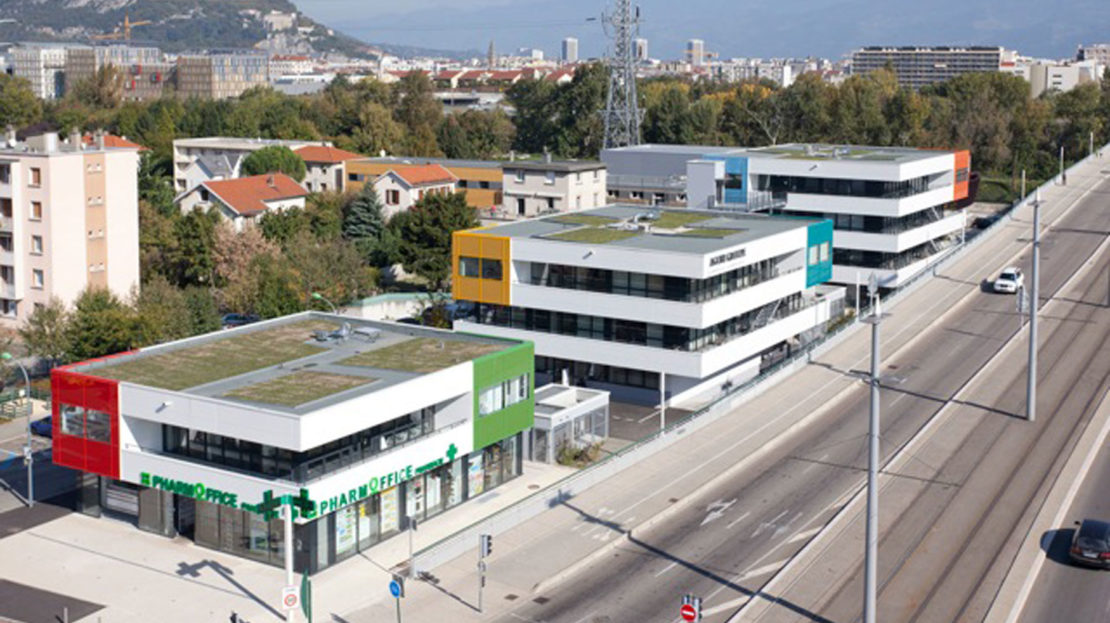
[86,410,111,442]
[32,269,44,289]
[30,235,42,255]
[516,197,526,215]
[29,168,41,187]
[544,171,555,185]
[459,256,480,277]
[478,373,530,416]
[30,201,42,220]
[514,169,525,182]
[819,242,830,263]
[481,258,502,280]
[386,190,400,205]
[808,246,820,266]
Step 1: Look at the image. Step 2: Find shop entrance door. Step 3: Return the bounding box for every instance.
[175,495,196,538]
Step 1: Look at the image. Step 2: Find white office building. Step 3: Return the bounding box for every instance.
[452,205,842,405]
[687,39,706,66]
[561,38,579,64]
[11,45,68,100]
[604,143,972,290]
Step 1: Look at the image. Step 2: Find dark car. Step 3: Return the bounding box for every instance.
[29,416,52,438]
[1069,519,1110,568]
[221,313,260,330]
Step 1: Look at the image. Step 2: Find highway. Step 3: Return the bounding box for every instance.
[1019,435,1110,623]
[492,174,1110,621]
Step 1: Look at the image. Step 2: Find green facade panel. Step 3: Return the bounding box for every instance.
[471,339,535,449]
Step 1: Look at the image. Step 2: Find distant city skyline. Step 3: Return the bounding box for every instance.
[297,0,1108,60]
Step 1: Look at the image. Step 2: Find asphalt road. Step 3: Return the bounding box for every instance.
[495,175,1110,623]
[1019,436,1110,623]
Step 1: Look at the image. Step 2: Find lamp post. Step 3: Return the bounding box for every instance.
[860,276,886,623]
[311,292,339,315]
[2,352,33,507]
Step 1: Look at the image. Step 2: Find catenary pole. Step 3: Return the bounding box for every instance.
[1027,197,1040,422]
[862,290,883,623]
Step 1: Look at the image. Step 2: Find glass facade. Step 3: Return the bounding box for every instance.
[524,256,792,303]
[161,404,439,482]
[777,208,954,235]
[473,292,807,353]
[832,237,958,270]
[124,433,526,575]
[757,173,934,199]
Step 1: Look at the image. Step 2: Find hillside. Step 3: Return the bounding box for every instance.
[0,0,468,59]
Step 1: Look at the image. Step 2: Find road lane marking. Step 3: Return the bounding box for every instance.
[786,527,821,545]
[726,512,752,530]
[653,561,679,577]
[750,510,789,538]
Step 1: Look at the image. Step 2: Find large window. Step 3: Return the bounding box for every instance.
[478,373,530,416]
[59,404,111,442]
[163,404,439,483]
[458,256,503,281]
[459,256,480,277]
[758,173,933,199]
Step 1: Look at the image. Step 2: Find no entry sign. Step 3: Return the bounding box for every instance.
[680,603,697,622]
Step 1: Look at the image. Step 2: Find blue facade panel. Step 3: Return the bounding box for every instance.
[706,154,748,205]
[805,220,834,287]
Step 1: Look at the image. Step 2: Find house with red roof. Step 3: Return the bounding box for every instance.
[176,173,308,231]
[372,164,458,218]
[294,145,364,193]
[82,132,147,151]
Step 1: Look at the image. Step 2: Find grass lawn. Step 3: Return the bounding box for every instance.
[550,214,618,226]
[224,371,374,407]
[339,337,504,373]
[545,227,641,244]
[673,228,744,238]
[654,211,712,229]
[93,320,338,390]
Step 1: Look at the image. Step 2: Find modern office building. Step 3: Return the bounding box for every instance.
[0,129,140,325]
[175,52,270,100]
[51,312,534,574]
[11,45,68,100]
[172,137,329,192]
[1077,43,1110,65]
[501,158,607,218]
[635,38,650,61]
[562,38,579,64]
[64,45,171,102]
[451,205,842,405]
[605,143,971,289]
[851,46,1004,89]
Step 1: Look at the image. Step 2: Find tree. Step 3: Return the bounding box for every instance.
[69,65,124,110]
[183,286,222,335]
[168,208,221,287]
[139,200,179,283]
[133,276,192,346]
[285,231,379,308]
[437,109,515,159]
[252,255,303,319]
[258,209,309,246]
[643,84,693,144]
[240,145,307,181]
[393,72,443,156]
[305,192,345,241]
[342,183,386,242]
[65,288,140,361]
[342,100,403,156]
[138,151,176,216]
[390,192,479,291]
[0,74,43,129]
[19,297,69,367]
[213,223,280,314]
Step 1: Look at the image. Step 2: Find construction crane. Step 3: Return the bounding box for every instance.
[91,13,151,42]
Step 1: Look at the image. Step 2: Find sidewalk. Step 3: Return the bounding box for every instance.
[334,155,1110,622]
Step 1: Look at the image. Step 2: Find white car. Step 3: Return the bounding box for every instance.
[993,267,1024,293]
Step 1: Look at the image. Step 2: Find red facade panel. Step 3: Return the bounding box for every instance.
[953,150,971,201]
[51,366,121,479]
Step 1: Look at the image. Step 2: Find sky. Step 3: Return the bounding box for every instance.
[295,0,1109,61]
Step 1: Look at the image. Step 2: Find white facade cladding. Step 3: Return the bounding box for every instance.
[53,312,535,574]
[452,205,842,405]
[605,143,972,290]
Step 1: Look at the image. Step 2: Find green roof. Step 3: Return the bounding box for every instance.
[544,227,642,244]
[223,371,376,407]
[653,211,712,229]
[549,214,619,226]
[92,319,339,391]
[339,337,505,373]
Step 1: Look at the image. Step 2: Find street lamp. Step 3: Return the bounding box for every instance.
[310,292,339,315]
[1,352,33,507]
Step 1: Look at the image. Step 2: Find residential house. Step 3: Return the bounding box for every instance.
[501,158,607,217]
[372,164,457,218]
[294,145,364,193]
[176,173,308,231]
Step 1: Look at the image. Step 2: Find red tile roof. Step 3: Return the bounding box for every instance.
[383,164,457,187]
[202,174,307,216]
[82,133,146,151]
[436,70,463,80]
[294,145,364,164]
[459,70,486,80]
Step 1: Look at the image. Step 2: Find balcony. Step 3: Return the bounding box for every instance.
[0,281,16,299]
[0,216,12,232]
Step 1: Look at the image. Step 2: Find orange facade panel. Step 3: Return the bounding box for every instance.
[953,150,971,201]
[452,230,511,305]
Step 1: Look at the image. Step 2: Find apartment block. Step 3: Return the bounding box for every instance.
[852,46,1004,89]
[451,205,841,405]
[0,130,140,325]
[11,45,67,100]
[175,53,270,100]
[65,45,171,102]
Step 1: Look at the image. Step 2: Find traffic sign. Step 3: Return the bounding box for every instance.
[680,603,697,622]
[389,578,403,598]
[282,585,299,610]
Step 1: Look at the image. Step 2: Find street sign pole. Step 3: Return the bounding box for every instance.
[389,576,404,623]
[283,504,297,622]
